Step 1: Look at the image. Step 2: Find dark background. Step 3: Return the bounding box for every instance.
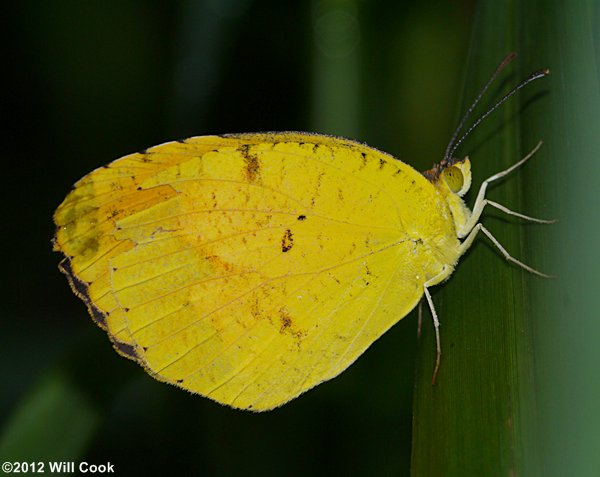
[2,1,474,475]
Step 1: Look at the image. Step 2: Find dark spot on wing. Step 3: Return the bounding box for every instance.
[359,152,368,170]
[88,306,108,327]
[278,307,306,345]
[112,340,139,361]
[297,215,306,221]
[363,264,374,286]
[281,229,294,252]
[240,144,261,182]
[279,308,292,333]
[58,257,107,328]
[60,258,88,297]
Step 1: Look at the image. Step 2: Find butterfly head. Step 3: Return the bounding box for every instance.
[422,157,472,198]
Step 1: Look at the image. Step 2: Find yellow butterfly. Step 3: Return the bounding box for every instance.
[53,53,552,411]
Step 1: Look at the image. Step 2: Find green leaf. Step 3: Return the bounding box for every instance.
[411,1,600,476]
[0,370,100,463]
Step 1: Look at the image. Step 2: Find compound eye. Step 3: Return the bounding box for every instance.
[442,165,464,193]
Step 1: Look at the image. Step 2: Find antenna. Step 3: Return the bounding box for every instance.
[443,53,549,161]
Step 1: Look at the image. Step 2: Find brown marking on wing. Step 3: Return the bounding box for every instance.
[240,145,261,183]
[281,229,294,253]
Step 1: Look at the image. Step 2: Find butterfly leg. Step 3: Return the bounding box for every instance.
[422,265,453,384]
[423,285,441,384]
[458,141,556,239]
[458,223,554,278]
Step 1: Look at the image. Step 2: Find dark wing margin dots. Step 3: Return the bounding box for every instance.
[58,256,141,362]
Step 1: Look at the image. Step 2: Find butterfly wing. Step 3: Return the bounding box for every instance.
[54,133,438,410]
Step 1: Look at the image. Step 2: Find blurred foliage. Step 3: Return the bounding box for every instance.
[3,1,598,476]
